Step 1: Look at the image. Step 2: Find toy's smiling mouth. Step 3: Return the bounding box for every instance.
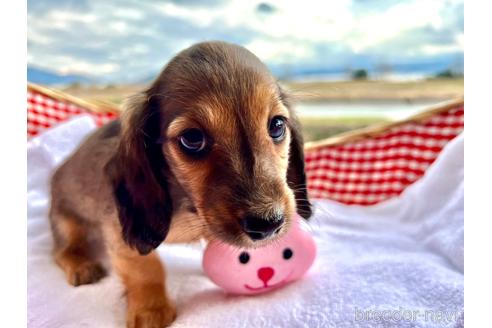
[244,279,287,291]
[244,271,293,291]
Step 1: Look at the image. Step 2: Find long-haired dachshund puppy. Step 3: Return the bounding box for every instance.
[49,41,312,327]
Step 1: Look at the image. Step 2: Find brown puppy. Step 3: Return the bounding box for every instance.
[49,41,312,328]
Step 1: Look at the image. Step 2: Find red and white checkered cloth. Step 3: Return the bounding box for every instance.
[27,89,118,138]
[27,84,463,206]
[305,103,464,205]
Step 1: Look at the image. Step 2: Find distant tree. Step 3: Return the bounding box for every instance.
[434,69,463,79]
[351,69,368,80]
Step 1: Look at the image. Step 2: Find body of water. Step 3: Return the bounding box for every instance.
[296,100,442,120]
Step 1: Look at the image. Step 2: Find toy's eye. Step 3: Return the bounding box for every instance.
[239,251,250,264]
[283,248,293,260]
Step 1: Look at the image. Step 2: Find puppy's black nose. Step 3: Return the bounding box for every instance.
[240,215,284,241]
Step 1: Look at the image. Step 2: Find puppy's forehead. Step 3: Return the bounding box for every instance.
[160,42,275,98]
[166,81,287,139]
[156,42,290,140]
[200,79,283,125]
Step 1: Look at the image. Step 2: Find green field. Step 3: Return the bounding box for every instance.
[299,116,389,142]
[282,78,463,102]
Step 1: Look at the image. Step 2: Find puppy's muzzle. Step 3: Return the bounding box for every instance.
[240,214,284,241]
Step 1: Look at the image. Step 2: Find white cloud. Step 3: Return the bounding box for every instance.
[246,39,315,62]
[27,0,464,81]
[48,10,98,25]
[113,8,145,21]
[58,61,120,75]
[155,2,221,27]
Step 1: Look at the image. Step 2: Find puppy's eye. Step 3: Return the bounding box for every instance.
[283,248,293,260]
[268,116,286,142]
[239,251,250,264]
[179,128,206,153]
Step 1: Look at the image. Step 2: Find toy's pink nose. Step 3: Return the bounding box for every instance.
[257,267,274,284]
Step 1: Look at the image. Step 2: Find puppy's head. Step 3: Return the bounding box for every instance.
[109,41,312,254]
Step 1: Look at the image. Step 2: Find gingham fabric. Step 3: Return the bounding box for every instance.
[27,89,117,138]
[27,84,463,206]
[305,103,464,205]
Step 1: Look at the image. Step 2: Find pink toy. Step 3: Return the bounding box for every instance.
[202,215,316,295]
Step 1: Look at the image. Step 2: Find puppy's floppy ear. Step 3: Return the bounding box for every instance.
[279,87,313,219]
[105,93,172,255]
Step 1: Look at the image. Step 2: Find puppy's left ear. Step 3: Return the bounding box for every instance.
[279,87,313,219]
[105,92,172,255]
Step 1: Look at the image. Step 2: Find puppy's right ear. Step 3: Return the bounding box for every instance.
[105,93,172,255]
[278,86,313,220]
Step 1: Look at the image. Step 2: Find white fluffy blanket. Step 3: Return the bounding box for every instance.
[27,117,464,328]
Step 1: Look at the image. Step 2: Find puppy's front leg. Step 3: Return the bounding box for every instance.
[109,240,176,328]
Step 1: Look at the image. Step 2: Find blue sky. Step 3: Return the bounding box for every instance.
[27,0,464,82]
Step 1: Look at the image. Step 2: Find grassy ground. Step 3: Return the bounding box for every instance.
[61,79,463,142]
[299,117,389,141]
[282,78,463,102]
[62,84,144,105]
[63,78,464,105]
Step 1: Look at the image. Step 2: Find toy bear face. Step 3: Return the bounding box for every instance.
[203,216,316,295]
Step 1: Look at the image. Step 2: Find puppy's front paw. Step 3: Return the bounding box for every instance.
[127,304,177,328]
[66,261,106,287]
